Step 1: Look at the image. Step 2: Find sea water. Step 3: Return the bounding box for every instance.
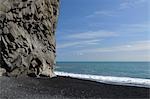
[55,62,150,88]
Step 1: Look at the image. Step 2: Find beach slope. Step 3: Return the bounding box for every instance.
[0,76,149,99]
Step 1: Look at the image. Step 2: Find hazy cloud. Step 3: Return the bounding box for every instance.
[86,0,147,19]
[119,0,147,9]
[57,23,149,49]
[118,23,149,34]
[77,40,150,53]
[57,39,102,49]
[67,30,118,40]
[86,10,116,18]
[88,23,148,34]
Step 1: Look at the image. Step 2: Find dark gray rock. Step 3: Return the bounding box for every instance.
[0,0,59,77]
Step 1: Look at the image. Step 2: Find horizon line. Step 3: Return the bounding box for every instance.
[56,61,150,62]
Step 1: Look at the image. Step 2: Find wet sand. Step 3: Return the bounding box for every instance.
[0,76,149,99]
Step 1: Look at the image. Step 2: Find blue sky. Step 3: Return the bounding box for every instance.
[56,0,149,61]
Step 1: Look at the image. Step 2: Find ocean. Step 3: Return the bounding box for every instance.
[55,62,150,88]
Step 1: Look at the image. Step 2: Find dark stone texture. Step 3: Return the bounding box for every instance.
[0,0,59,77]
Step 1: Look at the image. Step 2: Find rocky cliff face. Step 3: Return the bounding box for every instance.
[0,0,59,77]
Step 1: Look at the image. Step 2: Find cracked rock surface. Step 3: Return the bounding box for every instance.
[0,0,59,77]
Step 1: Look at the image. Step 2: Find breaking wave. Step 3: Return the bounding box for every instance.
[55,71,150,88]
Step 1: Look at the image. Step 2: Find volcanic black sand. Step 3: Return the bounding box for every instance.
[0,76,149,99]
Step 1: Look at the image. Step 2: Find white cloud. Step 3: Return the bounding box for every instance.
[66,23,148,40]
[123,24,148,28]
[86,0,147,19]
[57,39,102,49]
[118,23,149,34]
[57,23,149,49]
[86,10,116,18]
[88,23,149,34]
[77,40,150,53]
[57,30,118,49]
[67,30,118,40]
[119,0,147,9]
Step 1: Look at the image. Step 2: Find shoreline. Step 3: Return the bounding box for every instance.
[0,76,149,99]
[55,71,150,88]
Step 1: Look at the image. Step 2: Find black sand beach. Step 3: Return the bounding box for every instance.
[0,76,149,99]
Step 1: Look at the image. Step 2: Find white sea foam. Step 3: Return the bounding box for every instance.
[55,71,150,88]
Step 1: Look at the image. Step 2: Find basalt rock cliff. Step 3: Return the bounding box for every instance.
[0,0,59,77]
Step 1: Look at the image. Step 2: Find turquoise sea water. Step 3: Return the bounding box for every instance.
[56,62,150,79]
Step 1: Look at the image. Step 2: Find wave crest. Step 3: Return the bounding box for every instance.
[55,71,150,88]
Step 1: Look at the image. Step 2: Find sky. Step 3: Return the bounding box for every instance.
[56,0,149,62]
